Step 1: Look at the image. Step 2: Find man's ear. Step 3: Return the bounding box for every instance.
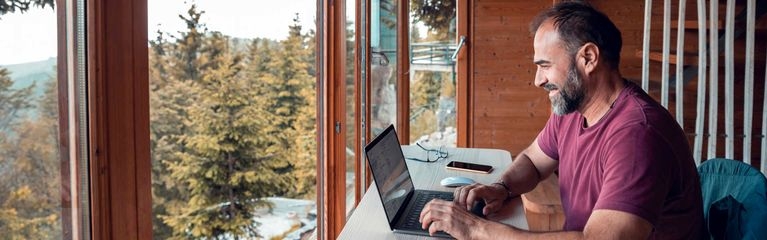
[577,43,599,75]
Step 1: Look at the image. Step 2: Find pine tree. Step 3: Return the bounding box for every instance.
[258,15,316,198]
[0,72,62,239]
[0,0,54,16]
[171,4,207,82]
[0,67,34,132]
[148,28,190,239]
[162,31,293,239]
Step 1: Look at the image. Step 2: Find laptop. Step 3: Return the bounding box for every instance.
[365,125,484,238]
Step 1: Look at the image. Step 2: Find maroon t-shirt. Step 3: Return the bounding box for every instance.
[537,81,703,239]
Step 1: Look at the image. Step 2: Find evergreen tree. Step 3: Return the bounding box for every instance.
[162,31,292,239]
[409,0,456,40]
[0,67,34,132]
[0,73,61,239]
[263,15,312,133]
[0,0,54,16]
[149,29,189,239]
[170,4,207,82]
[149,4,225,238]
[257,15,316,198]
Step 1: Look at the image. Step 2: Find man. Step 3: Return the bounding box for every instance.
[419,2,704,239]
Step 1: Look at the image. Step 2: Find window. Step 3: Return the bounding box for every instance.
[370,0,399,137]
[369,0,466,147]
[147,1,318,239]
[408,0,458,146]
[0,0,89,239]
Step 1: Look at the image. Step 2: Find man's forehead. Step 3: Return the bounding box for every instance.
[533,21,564,62]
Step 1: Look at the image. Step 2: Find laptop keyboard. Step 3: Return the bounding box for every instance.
[400,192,453,229]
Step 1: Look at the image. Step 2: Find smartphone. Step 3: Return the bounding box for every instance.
[446,161,493,174]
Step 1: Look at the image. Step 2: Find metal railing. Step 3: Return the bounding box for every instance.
[410,41,457,66]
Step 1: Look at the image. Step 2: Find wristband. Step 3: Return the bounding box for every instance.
[493,181,513,199]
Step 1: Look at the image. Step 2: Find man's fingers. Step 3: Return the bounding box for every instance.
[420,200,452,230]
[454,184,476,206]
[483,199,503,215]
[428,219,442,236]
[419,199,451,228]
[420,208,433,230]
[465,186,483,210]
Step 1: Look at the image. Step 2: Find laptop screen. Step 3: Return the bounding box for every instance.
[365,125,415,224]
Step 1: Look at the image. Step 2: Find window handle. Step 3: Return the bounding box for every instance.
[451,35,467,60]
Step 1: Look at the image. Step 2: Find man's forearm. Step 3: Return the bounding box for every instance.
[498,152,546,196]
[473,221,584,240]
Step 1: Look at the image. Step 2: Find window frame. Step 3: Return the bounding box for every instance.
[86,0,152,238]
[82,0,356,239]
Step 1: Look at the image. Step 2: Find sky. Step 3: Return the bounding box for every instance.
[0,0,316,65]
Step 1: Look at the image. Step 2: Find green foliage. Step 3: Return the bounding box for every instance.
[0,187,61,240]
[149,5,317,238]
[0,68,61,239]
[0,67,34,131]
[0,0,53,16]
[253,15,317,198]
[409,71,442,141]
[409,0,455,33]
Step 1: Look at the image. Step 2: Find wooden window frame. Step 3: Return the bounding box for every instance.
[81,0,358,239]
[86,0,152,238]
[318,0,347,238]
[392,0,471,147]
[396,0,410,142]
[456,0,471,147]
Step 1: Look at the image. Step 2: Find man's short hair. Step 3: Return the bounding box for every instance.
[530,1,623,69]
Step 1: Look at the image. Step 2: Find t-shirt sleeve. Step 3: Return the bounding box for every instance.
[593,124,673,226]
[536,114,560,161]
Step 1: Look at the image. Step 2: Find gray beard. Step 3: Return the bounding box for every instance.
[549,64,585,115]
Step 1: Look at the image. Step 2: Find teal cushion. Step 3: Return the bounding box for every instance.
[698,158,767,240]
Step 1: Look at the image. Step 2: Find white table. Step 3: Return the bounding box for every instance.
[338,146,529,239]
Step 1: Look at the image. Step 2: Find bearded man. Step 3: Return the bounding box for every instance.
[418,2,704,239]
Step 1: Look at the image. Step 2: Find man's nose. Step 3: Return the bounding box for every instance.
[534,69,547,88]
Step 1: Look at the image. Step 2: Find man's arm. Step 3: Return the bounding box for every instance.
[499,138,559,196]
[455,138,558,213]
[470,209,652,240]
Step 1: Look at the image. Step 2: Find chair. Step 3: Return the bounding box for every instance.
[698,158,767,239]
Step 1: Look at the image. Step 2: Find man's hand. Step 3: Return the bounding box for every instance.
[419,199,486,239]
[453,183,508,215]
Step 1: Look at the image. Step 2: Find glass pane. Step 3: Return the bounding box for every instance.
[408,0,457,147]
[0,1,89,238]
[148,1,317,238]
[371,0,398,137]
[344,0,357,215]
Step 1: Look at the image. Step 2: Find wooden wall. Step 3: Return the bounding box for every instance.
[469,0,551,154]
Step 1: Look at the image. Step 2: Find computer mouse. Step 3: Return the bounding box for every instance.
[440,176,476,187]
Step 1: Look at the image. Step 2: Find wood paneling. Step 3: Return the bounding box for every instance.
[469,0,549,155]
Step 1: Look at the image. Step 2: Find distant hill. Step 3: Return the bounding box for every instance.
[0,57,56,98]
